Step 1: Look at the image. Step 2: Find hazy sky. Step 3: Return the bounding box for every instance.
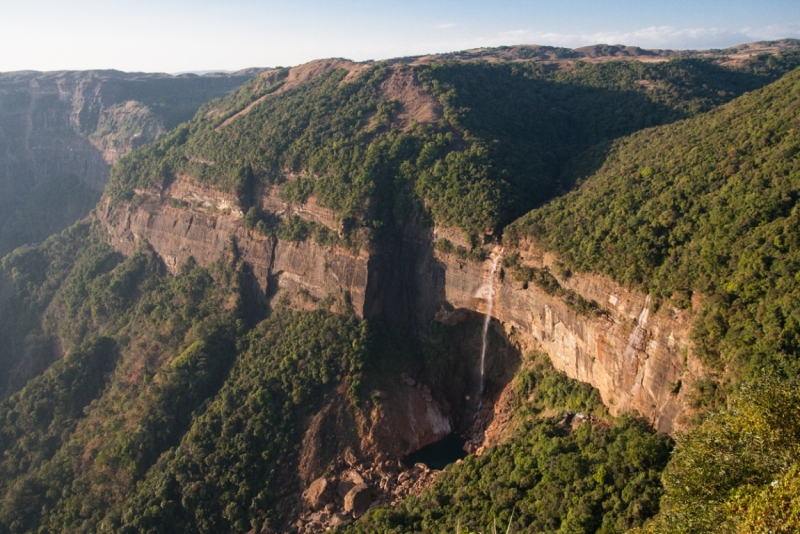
[2,0,799,73]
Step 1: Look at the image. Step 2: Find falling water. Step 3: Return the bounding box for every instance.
[478,248,503,398]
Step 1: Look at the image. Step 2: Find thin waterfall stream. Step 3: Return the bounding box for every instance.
[477,247,503,407]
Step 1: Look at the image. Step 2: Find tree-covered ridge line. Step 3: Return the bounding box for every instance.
[105,50,800,242]
[1,45,800,534]
[404,39,800,66]
[509,66,800,388]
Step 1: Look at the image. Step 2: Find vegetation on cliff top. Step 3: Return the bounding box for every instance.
[505,66,800,532]
[511,67,800,386]
[106,51,800,240]
[3,49,800,534]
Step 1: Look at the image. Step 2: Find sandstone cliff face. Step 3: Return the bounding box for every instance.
[98,178,372,317]
[99,180,458,460]
[429,240,694,433]
[297,379,452,485]
[0,70,256,193]
[100,183,698,437]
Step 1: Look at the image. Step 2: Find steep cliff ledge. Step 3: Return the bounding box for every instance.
[0,69,257,256]
[99,180,699,435]
[98,179,372,317]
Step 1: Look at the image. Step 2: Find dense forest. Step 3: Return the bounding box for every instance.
[341,354,671,534]
[0,43,799,533]
[107,50,800,241]
[511,66,800,388]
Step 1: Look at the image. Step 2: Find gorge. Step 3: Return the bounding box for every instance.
[1,39,800,534]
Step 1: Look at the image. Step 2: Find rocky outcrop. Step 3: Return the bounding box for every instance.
[0,69,256,189]
[295,378,453,491]
[98,182,371,316]
[343,484,371,517]
[0,69,257,256]
[358,377,452,459]
[292,456,442,533]
[302,477,334,511]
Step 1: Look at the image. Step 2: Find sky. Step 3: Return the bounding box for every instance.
[2,0,799,73]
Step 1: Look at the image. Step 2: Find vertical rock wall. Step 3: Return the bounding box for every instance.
[429,239,695,433]
[100,188,698,433]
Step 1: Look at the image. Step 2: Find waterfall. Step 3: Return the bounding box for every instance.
[478,248,503,397]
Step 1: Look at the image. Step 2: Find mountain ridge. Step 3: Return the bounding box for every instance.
[1,40,800,533]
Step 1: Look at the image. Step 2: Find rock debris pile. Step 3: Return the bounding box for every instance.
[290,453,442,533]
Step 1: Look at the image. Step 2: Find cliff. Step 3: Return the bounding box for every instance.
[0,69,256,255]
[98,178,372,317]
[99,176,698,436]
[428,239,695,434]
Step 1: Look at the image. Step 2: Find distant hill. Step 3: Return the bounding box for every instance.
[0,69,261,256]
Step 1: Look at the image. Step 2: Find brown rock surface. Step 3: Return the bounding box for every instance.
[302,477,333,511]
[431,239,695,433]
[343,484,371,517]
[98,185,370,316]
[100,177,699,433]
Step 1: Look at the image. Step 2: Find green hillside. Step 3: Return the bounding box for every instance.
[341,354,671,534]
[1,49,800,534]
[107,53,800,240]
[512,66,800,383]
[508,66,800,532]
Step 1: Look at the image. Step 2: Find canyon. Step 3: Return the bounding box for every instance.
[99,174,697,451]
[5,40,800,532]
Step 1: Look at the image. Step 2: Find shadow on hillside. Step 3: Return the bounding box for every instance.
[424,59,782,226]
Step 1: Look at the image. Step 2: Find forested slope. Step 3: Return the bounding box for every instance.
[512,66,800,385]
[1,46,800,534]
[341,354,671,534]
[107,51,800,241]
[508,65,800,533]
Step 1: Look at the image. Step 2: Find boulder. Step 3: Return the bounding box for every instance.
[343,483,372,518]
[343,470,365,485]
[344,447,358,467]
[337,479,354,498]
[302,477,333,511]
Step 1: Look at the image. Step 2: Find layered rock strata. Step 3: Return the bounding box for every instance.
[100,179,696,434]
[430,240,694,433]
[98,181,372,316]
